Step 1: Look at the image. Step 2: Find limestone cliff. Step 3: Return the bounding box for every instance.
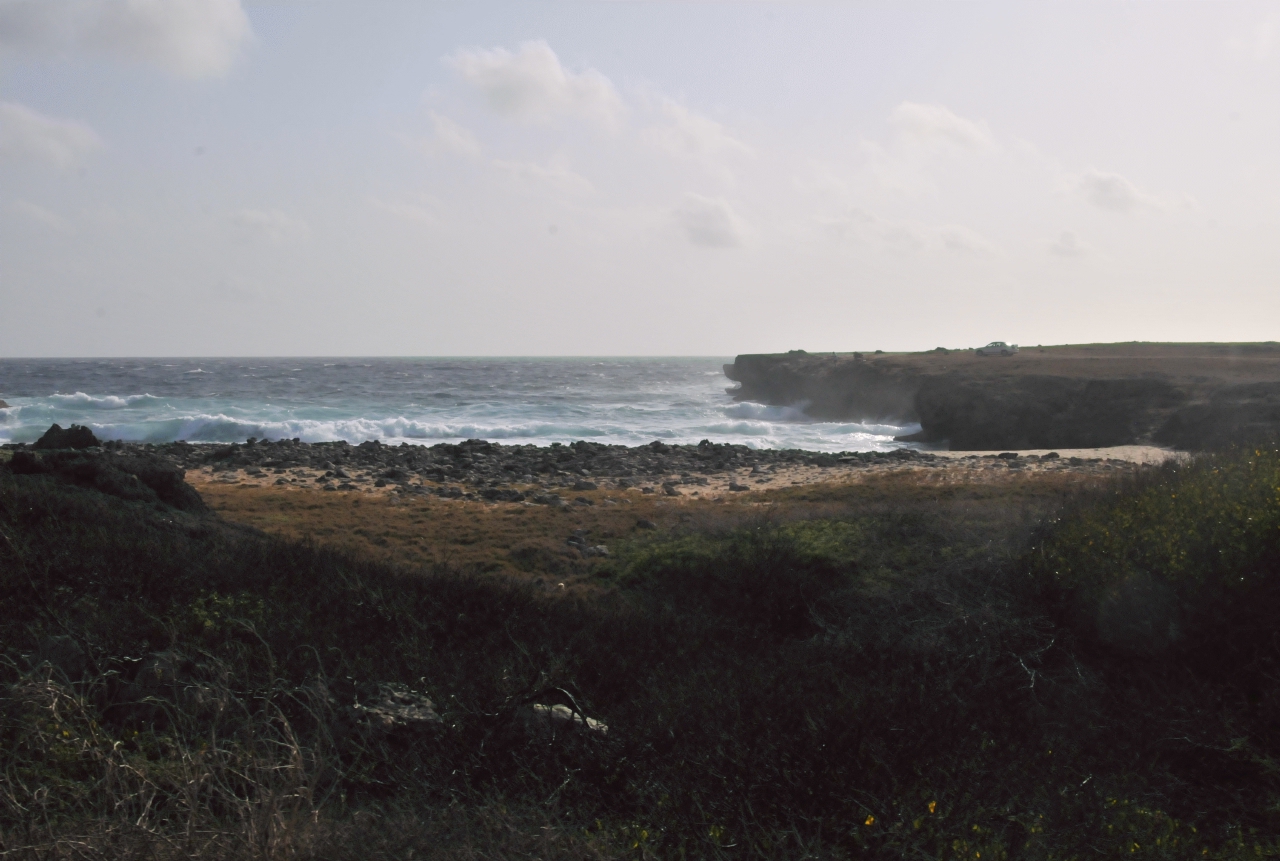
[724,344,1280,451]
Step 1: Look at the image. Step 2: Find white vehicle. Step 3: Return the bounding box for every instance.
[975,341,1019,356]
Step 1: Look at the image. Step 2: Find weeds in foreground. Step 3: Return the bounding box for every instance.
[2,449,1280,857]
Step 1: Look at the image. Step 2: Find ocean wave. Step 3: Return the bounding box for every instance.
[722,401,814,422]
[49,392,162,410]
[0,410,921,451]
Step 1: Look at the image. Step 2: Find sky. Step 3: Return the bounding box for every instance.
[1,1,1278,357]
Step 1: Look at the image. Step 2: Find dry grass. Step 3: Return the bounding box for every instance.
[192,469,1105,585]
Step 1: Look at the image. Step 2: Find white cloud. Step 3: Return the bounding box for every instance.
[446,40,623,128]
[233,208,309,243]
[824,207,998,255]
[939,225,998,255]
[674,193,745,248]
[427,111,482,159]
[492,159,593,194]
[889,102,994,150]
[1074,169,1154,213]
[827,207,925,250]
[369,198,440,227]
[1049,231,1087,258]
[11,199,72,231]
[0,101,101,168]
[642,99,752,161]
[0,0,251,79]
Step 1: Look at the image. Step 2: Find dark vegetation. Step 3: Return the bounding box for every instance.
[3,446,1280,858]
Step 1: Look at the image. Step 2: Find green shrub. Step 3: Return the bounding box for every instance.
[1030,447,1280,664]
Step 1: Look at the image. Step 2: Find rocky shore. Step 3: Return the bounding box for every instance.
[3,435,1152,507]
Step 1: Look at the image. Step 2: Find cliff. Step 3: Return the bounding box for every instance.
[724,344,1280,451]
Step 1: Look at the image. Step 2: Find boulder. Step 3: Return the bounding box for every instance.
[351,683,443,734]
[33,424,100,450]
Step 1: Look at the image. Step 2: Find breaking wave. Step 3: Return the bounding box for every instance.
[0,358,922,453]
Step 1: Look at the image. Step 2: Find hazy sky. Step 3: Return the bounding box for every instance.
[1,1,1278,357]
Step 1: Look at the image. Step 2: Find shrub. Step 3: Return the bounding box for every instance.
[1030,446,1280,666]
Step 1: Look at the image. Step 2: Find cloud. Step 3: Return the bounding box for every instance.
[939,225,998,255]
[11,199,72,231]
[369,198,440,227]
[1049,231,1087,258]
[642,99,752,161]
[674,193,745,248]
[233,208,309,243]
[447,40,622,127]
[0,0,251,79]
[427,112,482,159]
[889,102,994,150]
[1074,169,1154,213]
[492,159,593,194]
[824,208,998,255]
[0,101,101,168]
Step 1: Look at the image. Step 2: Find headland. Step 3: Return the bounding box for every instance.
[725,342,1280,450]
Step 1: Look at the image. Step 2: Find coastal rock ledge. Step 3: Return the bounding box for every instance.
[724,343,1280,451]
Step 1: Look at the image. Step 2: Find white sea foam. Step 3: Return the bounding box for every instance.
[49,392,161,409]
[0,358,921,453]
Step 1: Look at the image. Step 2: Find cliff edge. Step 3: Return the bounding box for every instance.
[724,343,1280,450]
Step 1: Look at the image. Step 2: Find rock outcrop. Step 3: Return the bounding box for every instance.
[33,423,100,450]
[724,343,1280,451]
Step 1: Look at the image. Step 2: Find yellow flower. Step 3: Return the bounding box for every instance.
[865,815,876,826]
[929,801,938,814]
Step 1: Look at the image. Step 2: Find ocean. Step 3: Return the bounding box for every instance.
[0,358,919,452]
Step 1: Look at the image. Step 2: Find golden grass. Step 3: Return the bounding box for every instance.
[192,468,1107,583]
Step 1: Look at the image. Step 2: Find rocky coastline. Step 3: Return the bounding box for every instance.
[725,343,1280,451]
[3,434,1146,509]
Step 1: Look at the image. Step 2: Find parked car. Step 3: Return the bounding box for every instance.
[975,341,1018,356]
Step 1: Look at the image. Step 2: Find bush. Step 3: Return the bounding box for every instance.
[1030,447,1280,666]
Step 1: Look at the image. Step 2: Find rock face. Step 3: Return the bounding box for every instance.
[724,343,1280,451]
[33,423,100,450]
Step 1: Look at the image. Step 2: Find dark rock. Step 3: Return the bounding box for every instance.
[636,518,657,530]
[351,683,442,735]
[33,423,100,450]
[728,482,749,491]
[480,487,525,502]
[0,399,9,409]
[572,479,598,491]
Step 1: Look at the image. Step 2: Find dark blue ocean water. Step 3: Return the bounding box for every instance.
[0,358,917,451]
